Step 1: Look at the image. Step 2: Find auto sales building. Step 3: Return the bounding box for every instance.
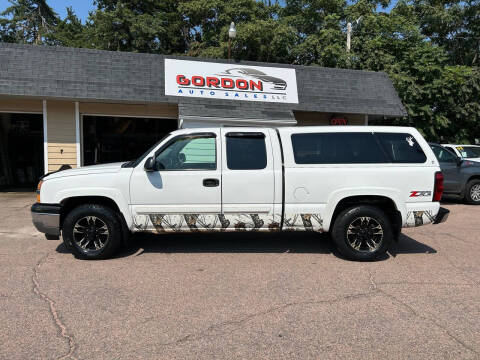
[0,42,406,188]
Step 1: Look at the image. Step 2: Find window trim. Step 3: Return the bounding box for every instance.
[153,132,218,171]
[226,132,266,139]
[225,132,268,170]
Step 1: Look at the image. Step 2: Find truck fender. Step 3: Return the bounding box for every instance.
[54,188,133,228]
[322,188,405,232]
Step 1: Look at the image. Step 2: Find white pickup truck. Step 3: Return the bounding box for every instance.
[32,126,449,261]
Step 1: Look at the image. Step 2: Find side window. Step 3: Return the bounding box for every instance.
[457,146,480,158]
[291,132,387,164]
[430,145,457,163]
[155,135,216,170]
[375,133,427,163]
[226,133,267,170]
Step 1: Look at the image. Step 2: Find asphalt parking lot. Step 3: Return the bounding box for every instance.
[0,193,479,360]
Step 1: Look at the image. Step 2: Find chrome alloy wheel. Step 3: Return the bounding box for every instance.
[346,217,384,253]
[470,184,480,202]
[73,216,109,253]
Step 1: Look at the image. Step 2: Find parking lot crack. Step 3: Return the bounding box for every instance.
[368,271,377,291]
[377,281,475,286]
[443,232,479,246]
[377,287,478,356]
[32,253,77,360]
[161,290,378,347]
[423,232,479,286]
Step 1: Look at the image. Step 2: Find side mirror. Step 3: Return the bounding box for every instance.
[456,157,463,166]
[144,157,156,172]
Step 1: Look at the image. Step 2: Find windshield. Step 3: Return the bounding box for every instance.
[456,146,480,158]
[122,133,171,168]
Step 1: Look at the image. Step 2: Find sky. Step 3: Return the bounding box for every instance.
[0,0,96,22]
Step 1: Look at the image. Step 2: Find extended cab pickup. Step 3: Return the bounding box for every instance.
[32,126,449,261]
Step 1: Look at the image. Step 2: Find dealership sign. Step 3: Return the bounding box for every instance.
[164,59,299,104]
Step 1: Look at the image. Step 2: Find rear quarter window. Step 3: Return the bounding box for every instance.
[375,133,427,163]
[290,132,427,164]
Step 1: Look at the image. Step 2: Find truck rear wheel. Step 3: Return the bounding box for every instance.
[331,205,392,261]
[62,204,122,260]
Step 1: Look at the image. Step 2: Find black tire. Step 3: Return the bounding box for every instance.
[62,204,122,260]
[331,205,393,261]
[465,179,480,205]
[62,231,75,252]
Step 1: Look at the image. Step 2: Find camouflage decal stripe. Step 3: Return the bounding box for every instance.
[405,210,435,227]
[283,214,323,232]
[133,213,279,233]
[132,213,323,233]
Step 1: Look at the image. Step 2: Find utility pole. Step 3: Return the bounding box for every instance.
[346,17,362,53]
[228,22,236,61]
[346,22,352,52]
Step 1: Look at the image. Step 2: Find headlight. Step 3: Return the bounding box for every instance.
[36,180,43,203]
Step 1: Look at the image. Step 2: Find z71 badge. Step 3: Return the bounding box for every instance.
[410,191,432,197]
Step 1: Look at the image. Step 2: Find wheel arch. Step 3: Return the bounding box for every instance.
[467,175,480,184]
[60,196,130,245]
[461,175,480,197]
[327,195,402,235]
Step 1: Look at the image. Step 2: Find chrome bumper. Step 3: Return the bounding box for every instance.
[31,203,61,236]
[433,207,449,224]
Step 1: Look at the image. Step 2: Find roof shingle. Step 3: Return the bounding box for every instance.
[0,42,406,117]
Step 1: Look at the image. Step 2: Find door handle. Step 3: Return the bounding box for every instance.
[203,178,219,187]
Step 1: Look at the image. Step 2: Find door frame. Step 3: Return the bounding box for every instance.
[129,130,222,232]
[0,110,45,176]
[219,128,278,230]
[79,113,179,166]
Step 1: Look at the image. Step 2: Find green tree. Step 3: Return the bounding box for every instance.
[411,0,480,66]
[179,0,297,62]
[281,0,348,67]
[0,0,57,44]
[86,0,187,54]
[47,7,86,47]
[348,2,480,142]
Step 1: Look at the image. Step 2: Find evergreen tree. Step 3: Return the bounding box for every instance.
[47,7,86,48]
[0,0,57,44]
[85,0,187,54]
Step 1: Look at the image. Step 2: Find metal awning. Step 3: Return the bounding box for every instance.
[178,103,297,128]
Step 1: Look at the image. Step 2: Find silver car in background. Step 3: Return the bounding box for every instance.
[442,144,480,163]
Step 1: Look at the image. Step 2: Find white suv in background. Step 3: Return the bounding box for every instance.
[442,144,480,162]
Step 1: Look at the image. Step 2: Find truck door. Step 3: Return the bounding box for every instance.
[129,131,222,232]
[220,129,277,231]
[430,145,462,193]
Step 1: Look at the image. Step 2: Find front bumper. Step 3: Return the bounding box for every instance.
[433,207,449,224]
[31,203,61,236]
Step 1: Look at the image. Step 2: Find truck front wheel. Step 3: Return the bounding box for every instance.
[331,205,393,261]
[62,204,122,260]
